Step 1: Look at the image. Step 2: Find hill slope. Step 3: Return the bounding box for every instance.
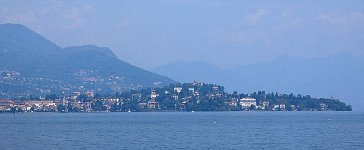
[155,54,364,110]
[0,23,174,97]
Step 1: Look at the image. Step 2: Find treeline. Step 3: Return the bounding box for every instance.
[247,91,352,111]
[40,82,352,112]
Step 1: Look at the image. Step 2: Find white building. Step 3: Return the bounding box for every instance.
[150,90,159,99]
[71,92,81,100]
[229,98,239,107]
[188,88,195,93]
[25,101,56,107]
[279,104,286,110]
[273,105,280,110]
[174,87,183,93]
[320,103,328,111]
[86,91,94,97]
[240,97,257,109]
[262,101,269,107]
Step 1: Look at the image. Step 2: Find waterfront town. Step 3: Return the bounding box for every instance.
[0,81,351,113]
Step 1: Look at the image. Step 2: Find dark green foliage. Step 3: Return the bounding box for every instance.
[57,104,66,112]
[3,82,352,113]
[67,102,74,112]
[105,83,351,112]
[92,100,106,111]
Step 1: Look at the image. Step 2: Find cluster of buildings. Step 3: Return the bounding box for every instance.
[0,91,119,113]
[0,99,57,112]
[228,97,288,111]
[0,81,334,113]
[138,90,159,109]
[228,97,329,111]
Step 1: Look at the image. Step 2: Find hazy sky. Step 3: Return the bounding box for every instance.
[1,0,363,69]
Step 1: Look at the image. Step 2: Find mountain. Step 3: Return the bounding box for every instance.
[154,60,222,83]
[0,23,174,97]
[154,54,364,110]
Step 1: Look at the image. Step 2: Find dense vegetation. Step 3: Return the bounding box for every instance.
[50,82,351,112]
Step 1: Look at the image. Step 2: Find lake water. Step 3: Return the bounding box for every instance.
[0,112,363,150]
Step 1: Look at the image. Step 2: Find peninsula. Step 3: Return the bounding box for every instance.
[0,81,352,113]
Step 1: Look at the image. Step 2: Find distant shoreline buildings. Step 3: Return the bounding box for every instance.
[0,81,352,113]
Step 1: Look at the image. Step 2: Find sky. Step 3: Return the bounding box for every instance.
[0,0,364,69]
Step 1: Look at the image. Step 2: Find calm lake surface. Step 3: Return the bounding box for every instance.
[0,112,363,150]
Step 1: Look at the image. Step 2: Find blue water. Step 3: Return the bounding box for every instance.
[0,112,363,150]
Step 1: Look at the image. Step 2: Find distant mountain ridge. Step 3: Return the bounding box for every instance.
[154,60,223,83]
[155,54,364,110]
[0,23,174,97]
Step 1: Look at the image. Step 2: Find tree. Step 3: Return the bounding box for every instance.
[67,102,73,112]
[57,104,66,112]
[10,107,17,113]
[92,100,105,111]
[110,102,120,112]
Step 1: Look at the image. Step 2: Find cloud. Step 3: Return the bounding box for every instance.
[60,3,93,30]
[0,1,93,31]
[0,7,36,24]
[245,8,270,22]
[62,7,86,30]
[317,11,364,28]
